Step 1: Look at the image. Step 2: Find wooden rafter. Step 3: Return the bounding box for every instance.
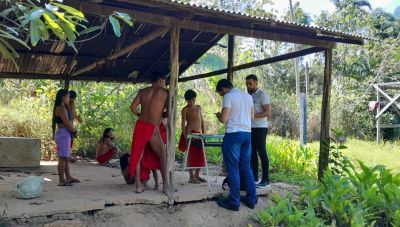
[71,26,169,76]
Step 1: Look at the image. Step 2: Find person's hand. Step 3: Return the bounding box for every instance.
[71,130,78,138]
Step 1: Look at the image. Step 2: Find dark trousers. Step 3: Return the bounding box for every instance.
[251,128,269,182]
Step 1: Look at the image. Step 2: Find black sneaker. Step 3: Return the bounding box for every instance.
[240,196,255,209]
[256,180,271,189]
[217,198,239,211]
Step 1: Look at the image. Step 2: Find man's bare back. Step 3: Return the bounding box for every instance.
[131,86,168,125]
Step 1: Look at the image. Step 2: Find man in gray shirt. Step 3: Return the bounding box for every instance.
[245,74,271,188]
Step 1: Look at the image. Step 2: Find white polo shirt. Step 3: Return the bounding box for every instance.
[222,88,253,133]
[250,88,270,128]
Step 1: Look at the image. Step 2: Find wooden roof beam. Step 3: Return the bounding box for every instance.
[179,46,324,82]
[71,26,169,76]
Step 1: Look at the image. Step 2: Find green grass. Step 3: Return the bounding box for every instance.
[310,138,400,173]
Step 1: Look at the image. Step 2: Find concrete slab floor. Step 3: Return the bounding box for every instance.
[0,161,272,221]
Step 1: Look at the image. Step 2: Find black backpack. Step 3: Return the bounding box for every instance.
[222,175,247,191]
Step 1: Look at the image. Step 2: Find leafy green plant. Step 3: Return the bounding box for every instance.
[0,0,134,66]
[254,194,325,226]
[329,128,353,175]
[255,160,400,227]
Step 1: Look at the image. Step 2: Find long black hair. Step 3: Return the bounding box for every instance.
[52,89,69,138]
[99,128,114,143]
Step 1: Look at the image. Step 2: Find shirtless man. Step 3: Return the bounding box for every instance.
[129,71,168,193]
[180,90,206,183]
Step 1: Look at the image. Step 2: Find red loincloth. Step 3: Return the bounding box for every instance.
[178,131,205,167]
[96,149,115,164]
[140,123,167,181]
[129,120,166,181]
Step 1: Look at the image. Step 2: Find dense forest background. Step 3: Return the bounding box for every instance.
[1,0,399,159]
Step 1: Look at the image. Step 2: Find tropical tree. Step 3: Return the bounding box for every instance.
[0,0,133,67]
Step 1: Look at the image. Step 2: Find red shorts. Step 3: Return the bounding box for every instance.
[96,149,115,164]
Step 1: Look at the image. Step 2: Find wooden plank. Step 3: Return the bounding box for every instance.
[71,27,169,76]
[318,48,332,180]
[179,47,324,82]
[376,81,400,88]
[375,93,400,119]
[227,35,234,82]
[378,124,400,129]
[373,85,400,110]
[66,1,338,48]
[166,26,180,205]
[0,73,143,83]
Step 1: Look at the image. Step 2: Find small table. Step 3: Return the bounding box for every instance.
[182,133,224,191]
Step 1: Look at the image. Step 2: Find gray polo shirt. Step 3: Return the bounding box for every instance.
[250,88,270,128]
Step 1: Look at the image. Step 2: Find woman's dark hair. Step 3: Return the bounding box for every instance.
[216,79,233,92]
[184,89,197,100]
[100,128,114,143]
[69,90,77,100]
[52,89,69,138]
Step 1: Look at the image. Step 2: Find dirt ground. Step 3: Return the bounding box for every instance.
[0,160,298,227]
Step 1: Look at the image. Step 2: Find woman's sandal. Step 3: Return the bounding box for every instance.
[58,182,73,186]
[188,179,200,184]
[197,177,207,183]
[68,178,80,183]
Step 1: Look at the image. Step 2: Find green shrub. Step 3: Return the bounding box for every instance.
[254,161,400,226]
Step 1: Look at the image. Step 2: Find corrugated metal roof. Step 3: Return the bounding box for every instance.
[149,0,372,40]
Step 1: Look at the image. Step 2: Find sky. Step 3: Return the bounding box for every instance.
[271,0,400,17]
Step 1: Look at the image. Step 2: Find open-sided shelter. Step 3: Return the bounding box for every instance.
[0,0,369,204]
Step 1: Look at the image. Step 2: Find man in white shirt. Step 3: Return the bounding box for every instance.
[245,74,271,188]
[215,79,257,211]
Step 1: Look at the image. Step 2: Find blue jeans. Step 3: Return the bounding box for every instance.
[222,131,257,207]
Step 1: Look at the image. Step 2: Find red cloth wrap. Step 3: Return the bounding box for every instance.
[96,149,115,164]
[178,131,205,167]
[129,120,166,181]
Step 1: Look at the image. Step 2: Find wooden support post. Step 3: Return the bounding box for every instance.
[227,35,234,82]
[64,76,70,90]
[166,26,180,205]
[318,48,332,180]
